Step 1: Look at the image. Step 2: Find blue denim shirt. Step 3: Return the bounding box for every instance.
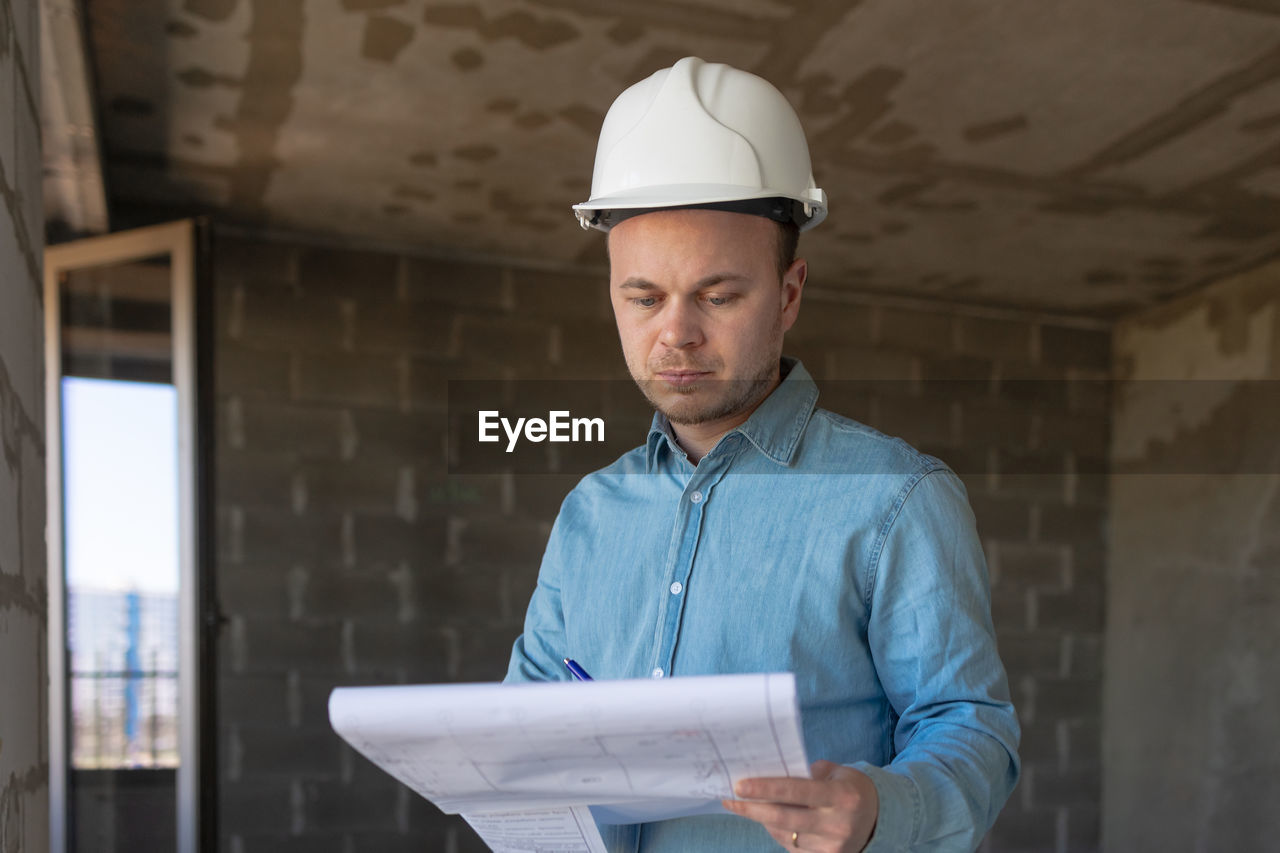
[506,359,1020,852]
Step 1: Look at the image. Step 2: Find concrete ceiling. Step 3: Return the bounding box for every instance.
[68,0,1280,317]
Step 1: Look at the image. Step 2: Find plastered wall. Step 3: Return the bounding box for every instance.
[0,0,50,849]
[1106,260,1280,851]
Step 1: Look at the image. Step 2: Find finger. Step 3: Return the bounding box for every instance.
[764,826,805,850]
[761,819,846,851]
[734,777,839,807]
[810,759,841,780]
[812,761,866,787]
[724,797,830,833]
[724,799,855,850]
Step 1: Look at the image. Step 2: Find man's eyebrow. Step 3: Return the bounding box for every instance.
[618,278,658,291]
[695,273,749,289]
[617,273,749,291]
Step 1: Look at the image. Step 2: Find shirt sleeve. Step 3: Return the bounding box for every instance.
[504,501,574,684]
[855,467,1021,852]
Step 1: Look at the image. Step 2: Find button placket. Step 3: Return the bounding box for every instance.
[650,465,730,680]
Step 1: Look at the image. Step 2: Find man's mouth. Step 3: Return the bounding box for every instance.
[654,369,712,387]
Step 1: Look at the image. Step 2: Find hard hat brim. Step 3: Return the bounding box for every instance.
[573,184,827,232]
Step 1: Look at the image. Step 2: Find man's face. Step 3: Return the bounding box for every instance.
[607,209,805,428]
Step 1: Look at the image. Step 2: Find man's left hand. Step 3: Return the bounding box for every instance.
[722,759,879,852]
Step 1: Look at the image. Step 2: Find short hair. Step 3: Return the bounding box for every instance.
[775,221,800,281]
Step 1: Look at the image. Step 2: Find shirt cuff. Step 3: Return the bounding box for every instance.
[851,762,919,853]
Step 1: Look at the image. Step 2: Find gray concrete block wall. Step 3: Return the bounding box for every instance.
[804,301,1110,853]
[0,0,49,850]
[215,236,563,853]
[215,232,1109,853]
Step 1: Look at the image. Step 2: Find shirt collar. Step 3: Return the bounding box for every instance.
[645,357,819,469]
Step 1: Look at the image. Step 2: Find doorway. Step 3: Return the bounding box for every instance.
[44,220,216,853]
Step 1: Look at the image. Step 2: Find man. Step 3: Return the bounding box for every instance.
[505,57,1019,852]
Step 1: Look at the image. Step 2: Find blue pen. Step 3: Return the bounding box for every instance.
[563,658,594,681]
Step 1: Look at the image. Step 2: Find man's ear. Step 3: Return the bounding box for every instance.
[780,257,807,332]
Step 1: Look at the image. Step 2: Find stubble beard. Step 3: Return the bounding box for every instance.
[631,354,779,426]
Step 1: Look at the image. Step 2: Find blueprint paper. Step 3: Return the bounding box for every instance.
[462,806,607,852]
[328,672,810,819]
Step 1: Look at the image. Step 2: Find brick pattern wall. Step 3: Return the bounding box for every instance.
[0,0,49,849]
[790,299,1111,853]
[214,237,591,853]
[214,232,1109,853]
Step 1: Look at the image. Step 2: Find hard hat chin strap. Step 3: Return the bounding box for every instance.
[581,197,811,231]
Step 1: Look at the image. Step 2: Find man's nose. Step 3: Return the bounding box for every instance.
[659,299,704,349]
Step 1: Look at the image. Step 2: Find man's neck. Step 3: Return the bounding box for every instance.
[670,376,781,464]
[671,418,743,465]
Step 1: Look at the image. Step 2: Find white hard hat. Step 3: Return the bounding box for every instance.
[573,56,827,232]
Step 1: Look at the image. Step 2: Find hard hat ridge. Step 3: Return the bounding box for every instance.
[609,58,765,191]
[573,56,827,232]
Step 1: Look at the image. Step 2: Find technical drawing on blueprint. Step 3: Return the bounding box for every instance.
[328,671,811,824]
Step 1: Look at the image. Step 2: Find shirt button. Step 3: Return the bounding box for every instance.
[690,490,703,503]
[670,581,683,595]
[652,667,665,678]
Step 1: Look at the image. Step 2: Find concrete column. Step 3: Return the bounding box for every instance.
[0,0,50,851]
[1106,260,1280,851]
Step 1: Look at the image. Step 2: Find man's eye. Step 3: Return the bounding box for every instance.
[633,296,658,308]
[706,295,733,306]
